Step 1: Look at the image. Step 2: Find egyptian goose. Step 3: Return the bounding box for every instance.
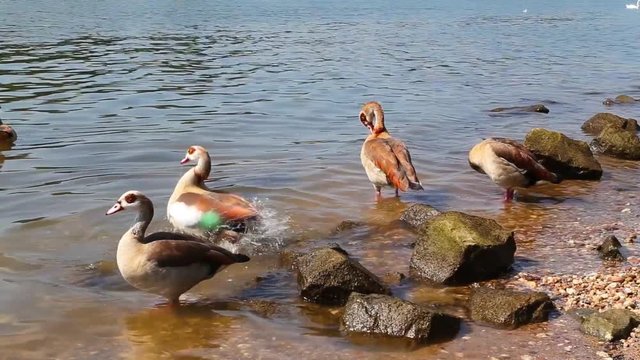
[468,137,562,201]
[167,145,258,237]
[0,113,17,143]
[106,190,250,306]
[359,101,423,199]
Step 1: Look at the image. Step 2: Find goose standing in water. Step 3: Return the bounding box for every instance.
[168,145,258,238]
[106,190,250,306]
[468,137,561,202]
[359,101,423,200]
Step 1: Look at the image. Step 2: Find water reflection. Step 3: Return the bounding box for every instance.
[123,305,236,359]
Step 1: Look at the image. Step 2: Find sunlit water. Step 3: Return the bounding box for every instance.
[1,0,639,358]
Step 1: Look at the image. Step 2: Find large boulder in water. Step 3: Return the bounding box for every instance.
[341,293,460,342]
[591,125,640,160]
[523,128,603,180]
[580,309,640,341]
[409,211,516,285]
[469,287,554,329]
[296,246,390,306]
[581,113,638,135]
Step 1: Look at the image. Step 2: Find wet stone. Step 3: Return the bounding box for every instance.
[489,104,550,114]
[296,246,390,306]
[580,309,640,341]
[597,235,625,261]
[524,128,603,180]
[582,113,639,135]
[341,293,460,343]
[603,95,639,106]
[591,125,640,160]
[399,203,441,229]
[469,287,554,329]
[410,211,516,285]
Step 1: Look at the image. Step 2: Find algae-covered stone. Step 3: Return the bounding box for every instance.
[341,293,460,342]
[469,287,553,329]
[409,211,516,285]
[400,203,441,229]
[580,309,640,341]
[582,113,639,135]
[591,125,640,160]
[296,246,390,306]
[524,128,602,180]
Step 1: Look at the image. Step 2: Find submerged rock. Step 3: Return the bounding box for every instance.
[399,203,441,229]
[410,211,516,285]
[597,235,625,261]
[523,128,603,180]
[603,95,639,106]
[341,293,460,342]
[469,287,554,329]
[332,220,366,234]
[581,112,639,135]
[591,125,640,160]
[489,104,550,114]
[580,309,640,341]
[296,246,389,306]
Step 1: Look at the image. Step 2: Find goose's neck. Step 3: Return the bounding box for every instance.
[372,106,387,135]
[129,200,153,240]
[194,152,211,180]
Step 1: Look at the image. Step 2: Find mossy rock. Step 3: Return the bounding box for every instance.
[409,211,516,285]
[523,128,602,180]
[582,113,638,135]
[591,125,640,160]
[580,309,640,341]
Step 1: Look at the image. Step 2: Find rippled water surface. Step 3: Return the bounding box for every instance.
[1,0,639,358]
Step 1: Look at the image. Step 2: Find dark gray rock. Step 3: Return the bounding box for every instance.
[341,293,460,342]
[489,104,550,114]
[296,246,390,306]
[591,125,640,160]
[603,95,639,106]
[580,309,640,341]
[524,128,603,180]
[409,211,516,285]
[399,203,441,229]
[582,112,639,135]
[469,287,554,329]
[597,235,625,261]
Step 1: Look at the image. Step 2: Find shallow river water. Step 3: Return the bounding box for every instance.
[1,0,639,358]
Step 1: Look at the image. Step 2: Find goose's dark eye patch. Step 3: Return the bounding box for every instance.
[124,193,137,204]
[187,147,195,155]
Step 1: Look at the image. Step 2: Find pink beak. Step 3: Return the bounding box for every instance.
[106,202,123,215]
[180,156,190,164]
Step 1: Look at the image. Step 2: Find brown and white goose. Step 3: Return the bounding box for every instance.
[468,137,562,201]
[359,101,423,199]
[167,145,258,237]
[0,110,17,143]
[106,190,250,306]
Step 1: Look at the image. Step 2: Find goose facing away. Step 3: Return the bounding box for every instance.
[359,101,423,199]
[167,145,258,237]
[106,190,250,306]
[468,137,561,201]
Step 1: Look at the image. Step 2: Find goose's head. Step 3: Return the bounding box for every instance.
[0,124,17,143]
[106,190,148,215]
[180,145,208,165]
[359,101,384,134]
